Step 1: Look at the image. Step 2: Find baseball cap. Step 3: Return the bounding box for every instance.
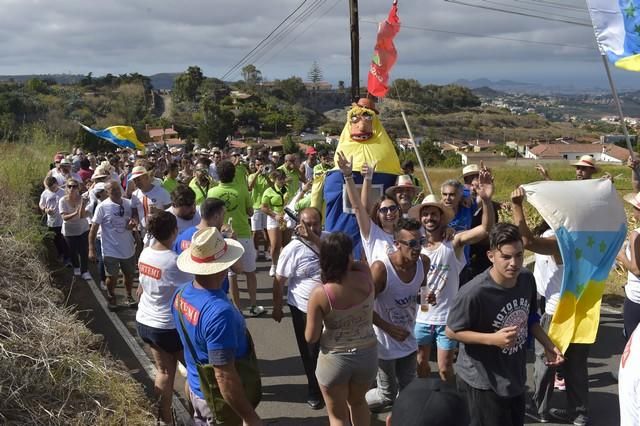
[389,379,469,426]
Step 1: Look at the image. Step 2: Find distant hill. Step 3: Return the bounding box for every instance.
[149,73,179,90]
[453,78,607,95]
[0,74,83,84]
[471,86,505,98]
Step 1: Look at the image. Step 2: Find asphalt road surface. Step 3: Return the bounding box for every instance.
[84,258,624,426]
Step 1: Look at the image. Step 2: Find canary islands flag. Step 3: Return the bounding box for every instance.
[522,179,626,353]
[80,124,145,151]
[587,0,640,71]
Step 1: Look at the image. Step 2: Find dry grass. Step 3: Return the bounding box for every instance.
[0,137,155,425]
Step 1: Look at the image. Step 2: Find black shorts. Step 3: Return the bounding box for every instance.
[136,322,183,353]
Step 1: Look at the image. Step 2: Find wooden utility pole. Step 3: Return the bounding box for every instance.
[349,0,360,102]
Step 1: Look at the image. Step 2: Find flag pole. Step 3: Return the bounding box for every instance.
[601,55,636,159]
[401,111,434,195]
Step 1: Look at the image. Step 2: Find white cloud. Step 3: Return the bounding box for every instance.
[0,0,636,88]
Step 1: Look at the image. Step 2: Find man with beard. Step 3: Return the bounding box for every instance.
[129,166,172,245]
[446,224,564,426]
[536,155,598,181]
[272,207,327,410]
[166,185,200,234]
[278,153,306,195]
[410,169,495,382]
[386,175,419,217]
[366,218,430,412]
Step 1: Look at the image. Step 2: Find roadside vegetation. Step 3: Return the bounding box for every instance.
[0,130,154,425]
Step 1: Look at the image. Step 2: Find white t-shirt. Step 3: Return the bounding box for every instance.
[625,229,640,304]
[49,168,82,187]
[136,247,193,329]
[374,254,424,360]
[131,184,172,229]
[416,240,466,325]
[619,324,640,426]
[58,197,90,236]
[92,198,135,259]
[39,188,64,227]
[166,206,202,235]
[362,221,396,265]
[276,233,328,313]
[533,229,563,315]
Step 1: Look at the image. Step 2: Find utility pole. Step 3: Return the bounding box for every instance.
[349,0,360,102]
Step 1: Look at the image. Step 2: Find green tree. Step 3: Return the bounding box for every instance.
[282,135,299,154]
[174,66,204,102]
[270,77,307,103]
[308,61,323,85]
[198,95,235,148]
[241,64,262,87]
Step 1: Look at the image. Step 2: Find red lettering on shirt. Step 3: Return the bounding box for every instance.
[139,262,162,280]
[174,294,200,325]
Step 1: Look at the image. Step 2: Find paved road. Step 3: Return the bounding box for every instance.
[96,259,624,426]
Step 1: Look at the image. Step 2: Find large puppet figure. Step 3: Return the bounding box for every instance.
[311,98,401,257]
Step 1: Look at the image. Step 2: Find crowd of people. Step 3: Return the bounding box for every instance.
[38,141,640,426]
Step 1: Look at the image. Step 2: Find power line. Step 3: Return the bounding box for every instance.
[221,0,312,80]
[519,0,586,13]
[481,0,589,22]
[248,0,328,68]
[360,20,594,50]
[444,0,592,27]
[256,0,342,68]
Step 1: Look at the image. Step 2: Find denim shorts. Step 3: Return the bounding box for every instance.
[137,322,183,353]
[415,323,458,350]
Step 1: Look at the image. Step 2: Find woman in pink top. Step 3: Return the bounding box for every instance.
[306,232,378,426]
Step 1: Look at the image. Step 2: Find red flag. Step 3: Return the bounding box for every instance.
[367,1,401,98]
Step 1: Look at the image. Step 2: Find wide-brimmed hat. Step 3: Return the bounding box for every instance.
[128,166,150,181]
[624,192,640,209]
[408,194,455,224]
[572,155,598,170]
[462,164,480,178]
[386,175,419,198]
[59,158,72,166]
[177,227,244,275]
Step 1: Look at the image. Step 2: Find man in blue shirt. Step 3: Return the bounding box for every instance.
[172,227,262,425]
[174,197,230,294]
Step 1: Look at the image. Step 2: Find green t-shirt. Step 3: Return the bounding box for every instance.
[233,163,249,190]
[278,164,300,197]
[295,193,311,211]
[189,177,215,207]
[162,177,178,194]
[261,186,288,214]
[207,182,252,239]
[249,172,271,209]
[313,163,333,179]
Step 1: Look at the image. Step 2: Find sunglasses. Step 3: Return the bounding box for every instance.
[396,237,427,249]
[379,205,399,215]
[67,184,79,189]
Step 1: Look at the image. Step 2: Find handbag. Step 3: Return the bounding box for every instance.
[176,289,262,425]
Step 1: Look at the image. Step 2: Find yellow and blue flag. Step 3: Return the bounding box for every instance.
[522,179,626,353]
[587,0,640,71]
[80,124,145,151]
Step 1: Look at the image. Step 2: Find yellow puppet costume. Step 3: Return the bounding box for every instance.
[312,99,401,259]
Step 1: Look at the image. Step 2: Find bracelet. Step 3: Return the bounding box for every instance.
[344,174,354,180]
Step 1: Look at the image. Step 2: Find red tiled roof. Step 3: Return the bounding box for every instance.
[148,127,178,138]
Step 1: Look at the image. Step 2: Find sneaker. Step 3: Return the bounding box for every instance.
[81,272,92,281]
[550,408,574,423]
[525,410,550,423]
[573,414,589,426]
[107,295,118,310]
[126,296,138,308]
[99,281,107,291]
[73,267,81,276]
[307,393,324,410]
[64,258,73,268]
[269,265,276,277]
[365,388,393,413]
[554,376,566,391]
[248,305,266,317]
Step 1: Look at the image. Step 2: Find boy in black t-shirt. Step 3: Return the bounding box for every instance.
[446,223,564,426]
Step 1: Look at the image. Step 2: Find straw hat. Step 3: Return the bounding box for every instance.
[386,175,419,198]
[128,166,150,181]
[624,192,640,209]
[177,227,244,275]
[408,194,455,224]
[462,164,480,178]
[572,155,598,170]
